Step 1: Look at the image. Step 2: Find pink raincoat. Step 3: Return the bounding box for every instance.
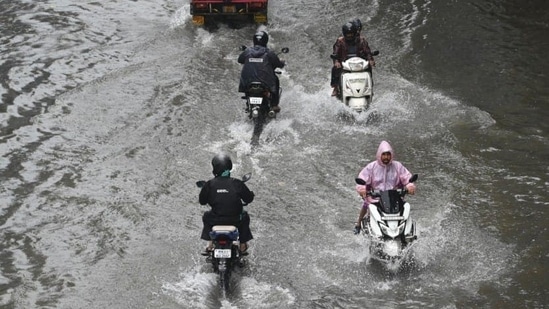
[356,141,415,207]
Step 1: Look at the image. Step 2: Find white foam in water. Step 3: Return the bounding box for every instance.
[162,268,296,308]
[238,277,296,307]
[161,266,217,309]
[170,5,192,29]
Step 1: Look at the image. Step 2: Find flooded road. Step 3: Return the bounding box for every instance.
[0,0,547,308]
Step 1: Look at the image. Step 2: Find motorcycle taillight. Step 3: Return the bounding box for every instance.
[217,240,228,245]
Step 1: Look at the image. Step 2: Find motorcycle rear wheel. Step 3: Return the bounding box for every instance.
[219,269,230,291]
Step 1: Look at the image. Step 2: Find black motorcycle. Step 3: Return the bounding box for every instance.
[196,173,252,291]
[240,47,289,126]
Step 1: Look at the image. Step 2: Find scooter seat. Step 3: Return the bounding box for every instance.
[212,225,237,233]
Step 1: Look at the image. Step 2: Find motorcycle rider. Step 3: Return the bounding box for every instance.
[238,31,286,113]
[331,21,375,97]
[353,141,416,234]
[199,153,255,254]
[332,18,364,48]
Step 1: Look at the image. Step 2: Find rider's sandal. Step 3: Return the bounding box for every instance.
[239,243,249,256]
[201,247,213,256]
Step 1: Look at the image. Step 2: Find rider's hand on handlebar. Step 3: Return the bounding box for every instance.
[334,60,342,69]
[369,60,375,67]
[406,183,416,195]
[357,186,367,198]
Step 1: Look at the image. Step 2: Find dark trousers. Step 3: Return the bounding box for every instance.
[331,66,342,87]
[271,76,281,107]
[201,211,253,243]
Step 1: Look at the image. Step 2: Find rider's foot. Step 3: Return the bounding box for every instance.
[331,87,339,97]
[201,246,213,256]
[353,225,361,235]
[239,243,249,255]
[272,105,281,113]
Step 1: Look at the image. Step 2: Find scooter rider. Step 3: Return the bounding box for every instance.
[353,141,416,234]
[238,31,286,113]
[199,153,255,254]
[331,21,375,97]
[332,18,364,49]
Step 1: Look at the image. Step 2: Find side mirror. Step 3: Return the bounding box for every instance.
[372,50,380,56]
[196,180,206,188]
[355,178,366,185]
[329,54,337,60]
[409,174,418,183]
[241,173,252,183]
[281,47,289,54]
[240,45,247,51]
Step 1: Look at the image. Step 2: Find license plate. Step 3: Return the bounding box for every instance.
[249,97,262,105]
[223,5,236,13]
[214,249,231,258]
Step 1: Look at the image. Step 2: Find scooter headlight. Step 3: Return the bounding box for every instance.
[398,223,405,235]
[379,223,389,235]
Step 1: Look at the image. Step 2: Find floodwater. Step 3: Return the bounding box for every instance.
[0,0,547,308]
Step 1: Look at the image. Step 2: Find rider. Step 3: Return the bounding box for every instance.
[199,153,255,254]
[238,31,286,113]
[331,21,375,97]
[332,18,364,48]
[353,141,416,234]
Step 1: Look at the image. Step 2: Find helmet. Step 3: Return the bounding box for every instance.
[253,31,269,47]
[342,22,358,42]
[212,153,233,176]
[352,18,362,32]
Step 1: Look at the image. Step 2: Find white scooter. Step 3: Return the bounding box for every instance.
[355,174,418,262]
[332,51,379,112]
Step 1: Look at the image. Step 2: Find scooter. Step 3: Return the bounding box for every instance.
[196,173,252,291]
[332,50,379,112]
[355,174,418,262]
[240,47,289,126]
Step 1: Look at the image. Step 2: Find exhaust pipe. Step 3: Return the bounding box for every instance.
[268,110,276,118]
[252,109,259,118]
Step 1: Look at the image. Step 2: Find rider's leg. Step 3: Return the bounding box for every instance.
[354,205,369,233]
[238,212,253,252]
[201,212,215,253]
[271,76,281,112]
[331,66,342,96]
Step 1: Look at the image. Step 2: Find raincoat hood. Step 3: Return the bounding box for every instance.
[376,140,394,166]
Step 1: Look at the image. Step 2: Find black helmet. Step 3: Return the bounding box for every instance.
[253,31,269,47]
[352,18,362,32]
[212,153,233,176]
[342,22,358,42]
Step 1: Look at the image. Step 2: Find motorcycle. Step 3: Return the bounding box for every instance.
[196,173,252,291]
[355,174,418,262]
[240,47,289,125]
[331,50,379,113]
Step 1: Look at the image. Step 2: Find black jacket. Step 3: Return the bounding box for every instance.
[199,176,254,217]
[238,45,285,93]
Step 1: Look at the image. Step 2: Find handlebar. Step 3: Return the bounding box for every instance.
[368,188,407,198]
[355,173,418,199]
[240,46,290,56]
[330,50,380,61]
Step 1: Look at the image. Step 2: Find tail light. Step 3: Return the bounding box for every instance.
[249,2,264,8]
